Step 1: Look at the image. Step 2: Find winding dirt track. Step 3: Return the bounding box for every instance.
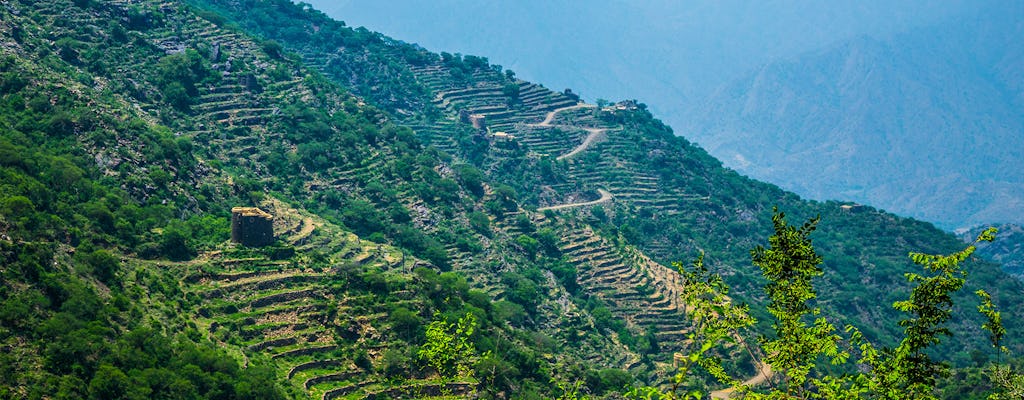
[530,104,595,126]
[528,104,617,211]
[709,362,774,399]
[526,104,609,160]
[537,189,613,211]
[557,127,607,160]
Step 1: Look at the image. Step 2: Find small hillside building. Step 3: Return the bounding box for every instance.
[231,207,275,247]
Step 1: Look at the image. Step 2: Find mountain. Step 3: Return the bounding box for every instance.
[1,0,1022,398]
[307,0,980,124]
[963,224,1024,278]
[309,1,1023,232]
[682,6,1024,230]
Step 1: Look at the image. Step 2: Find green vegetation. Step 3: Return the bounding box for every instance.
[629,213,1022,399]
[419,312,479,380]
[2,0,1024,399]
[154,49,219,110]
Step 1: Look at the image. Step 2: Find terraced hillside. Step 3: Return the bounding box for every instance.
[197,7,724,220]
[186,14,747,358]
[556,223,687,345]
[5,0,1024,398]
[194,0,1024,359]
[1,0,666,396]
[181,201,480,399]
[276,48,707,369]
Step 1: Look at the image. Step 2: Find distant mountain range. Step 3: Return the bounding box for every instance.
[682,6,1024,230]
[312,0,980,124]
[317,1,1023,231]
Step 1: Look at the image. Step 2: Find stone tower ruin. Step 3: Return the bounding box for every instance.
[231,207,275,247]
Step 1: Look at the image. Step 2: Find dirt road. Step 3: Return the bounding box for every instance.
[537,189,612,211]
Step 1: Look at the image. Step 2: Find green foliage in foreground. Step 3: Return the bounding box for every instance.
[419,311,480,381]
[629,211,1022,399]
[0,242,284,399]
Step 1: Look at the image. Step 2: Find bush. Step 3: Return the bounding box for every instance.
[515,234,539,259]
[380,348,412,379]
[160,222,194,261]
[468,212,490,237]
[389,307,422,341]
[83,250,119,285]
[153,50,218,110]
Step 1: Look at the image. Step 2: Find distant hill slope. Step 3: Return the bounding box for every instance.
[963,224,1024,278]
[304,0,982,129]
[683,7,1024,230]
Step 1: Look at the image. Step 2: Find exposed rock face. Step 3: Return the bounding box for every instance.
[231,207,275,247]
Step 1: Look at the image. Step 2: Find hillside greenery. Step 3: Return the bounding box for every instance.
[1,0,1023,399]
[628,214,1023,399]
[963,224,1024,278]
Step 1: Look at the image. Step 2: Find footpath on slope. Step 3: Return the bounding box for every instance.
[709,361,774,399]
[526,103,614,161]
[531,103,594,126]
[537,189,613,211]
[527,104,620,211]
[557,127,608,160]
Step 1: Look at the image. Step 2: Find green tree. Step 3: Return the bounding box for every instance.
[468,211,491,236]
[88,364,142,400]
[160,222,194,261]
[83,249,120,285]
[389,306,423,340]
[629,212,1005,400]
[515,234,540,259]
[989,364,1024,399]
[853,226,1001,399]
[419,311,479,380]
[261,39,284,59]
[153,50,217,110]
[455,164,486,198]
[751,211,844,395]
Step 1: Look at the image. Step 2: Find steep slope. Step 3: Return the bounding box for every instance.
[3,0,1024,398]
[682,7,1024,230]
[0,0,634,398]
[0,2,292,397]
[194,0,1024,359]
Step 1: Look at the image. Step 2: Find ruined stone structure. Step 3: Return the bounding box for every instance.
[238,73,261,93]
[231,207,275,247]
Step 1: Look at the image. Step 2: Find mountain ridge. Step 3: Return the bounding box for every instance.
[683,9,1024,230]
[1,0,1022,398]
[313,1,1024,232]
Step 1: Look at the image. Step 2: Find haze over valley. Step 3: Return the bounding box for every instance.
[315,0,1024,230]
